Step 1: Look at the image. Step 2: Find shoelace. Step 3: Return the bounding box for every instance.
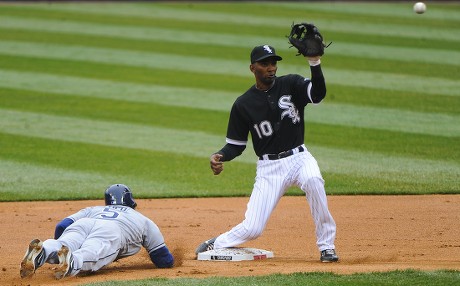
[323,249,335,255]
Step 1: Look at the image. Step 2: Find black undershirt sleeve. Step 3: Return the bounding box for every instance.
[309,65,326,103]
[215,143,246,162]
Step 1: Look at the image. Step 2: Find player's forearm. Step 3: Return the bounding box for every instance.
[149,246,174,268]
[309,64,326,103]
[216,143,246,162]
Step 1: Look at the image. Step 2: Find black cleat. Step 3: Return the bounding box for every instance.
[195,237,217,254]
[320,249,339,262]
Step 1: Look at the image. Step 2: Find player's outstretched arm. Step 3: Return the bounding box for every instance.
[288,22,328,103]
[306,56,326,103]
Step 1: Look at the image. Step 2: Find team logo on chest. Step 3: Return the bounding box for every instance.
[278,95,300,124]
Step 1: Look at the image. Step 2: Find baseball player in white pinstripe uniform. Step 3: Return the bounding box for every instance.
[196,44,338,262]
[20,184,174,279]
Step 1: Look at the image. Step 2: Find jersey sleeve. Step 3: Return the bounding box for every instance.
[287,74,310,106]
[142,218,167,253]
[55,207,93,239]
[225,99,250,146]
[54,217,75,239]
[289,66,326,106]
[67,207,94,221]
[142,218,174,267]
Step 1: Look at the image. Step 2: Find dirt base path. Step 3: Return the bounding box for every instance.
[1,195,459,286]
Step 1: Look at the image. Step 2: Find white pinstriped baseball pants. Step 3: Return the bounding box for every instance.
[214,145,336,252]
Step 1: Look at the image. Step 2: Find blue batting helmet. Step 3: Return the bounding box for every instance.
[104,184,137,209]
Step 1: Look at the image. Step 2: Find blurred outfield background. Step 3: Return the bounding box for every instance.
[0,1,459,201]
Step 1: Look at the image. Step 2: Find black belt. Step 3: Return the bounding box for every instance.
[259,146,304,160]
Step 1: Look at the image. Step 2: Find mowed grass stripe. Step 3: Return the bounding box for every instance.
[268,2,460,21]
[0,160,136,200]
[310,145,459,187]
[0,70,457,137]
[0,16,458,64]
[0,138,455,197]
[0,109,458,186]
[307,122,459,163]
[1,40,458,89]
[4,132,452,197]
[1,51,459,97]
[0,69,238,110]
[322,172,458,195]
[18,2,460,23]
[0,88,228,135]
[0,158,232,200]
[327,84,459,116]
[0,52,457,114]
[1,29,459,74]
[0,15,293,49]
[307,103,459,137]
[0,5,458,51]
[0,108,228,160]
[0,41,248,78]
[1,15,459,61]
[4,3,459,41]
[2,88,457,163]
[2,30,459,72]
[0,133,256,198]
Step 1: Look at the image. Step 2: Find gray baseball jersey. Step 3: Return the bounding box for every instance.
[66,205,166,256]
[42,205,166,274]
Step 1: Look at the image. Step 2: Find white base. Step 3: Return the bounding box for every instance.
[197,247,274,261]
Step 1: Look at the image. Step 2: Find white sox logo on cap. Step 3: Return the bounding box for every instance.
[250,45,283,63]
[263,45,273,54]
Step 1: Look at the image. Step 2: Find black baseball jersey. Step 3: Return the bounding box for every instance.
[225,73,323,157]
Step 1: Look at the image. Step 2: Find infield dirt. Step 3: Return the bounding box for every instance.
[2,195,459,285]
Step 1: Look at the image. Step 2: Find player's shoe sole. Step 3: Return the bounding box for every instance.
[320,249,339,262]
[20,238,45,278]
[195,237,217,254]
[54,245,74,279]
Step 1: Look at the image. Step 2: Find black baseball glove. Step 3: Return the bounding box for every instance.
[288,22,330,57]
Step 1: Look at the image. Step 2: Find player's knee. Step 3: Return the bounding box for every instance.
[309,176,324,186]
[302,177,325,192]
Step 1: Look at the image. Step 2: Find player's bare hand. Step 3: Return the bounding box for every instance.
[210,153,224,175]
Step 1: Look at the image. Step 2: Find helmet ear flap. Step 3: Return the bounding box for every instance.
[124,192,137,209]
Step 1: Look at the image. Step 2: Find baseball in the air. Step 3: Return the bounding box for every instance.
[413,2,426,14]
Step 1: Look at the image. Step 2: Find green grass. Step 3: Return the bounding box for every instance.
[86,270,460,286]
[0,1,459,200]
[0,2,459,284]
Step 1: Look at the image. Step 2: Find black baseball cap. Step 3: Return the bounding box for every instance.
[250,45,282,64]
